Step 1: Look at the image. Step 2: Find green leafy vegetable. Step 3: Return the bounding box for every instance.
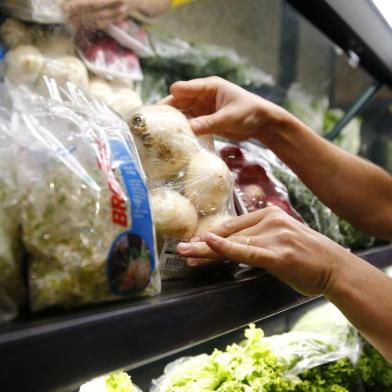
[357,343,392,391]
[272,168,345,245]
[153,324,294,392]
[323,109,361,156]
[338,219,375,250]
[141,29,273,104]
[104,371,136,392]
[294,358,355,392]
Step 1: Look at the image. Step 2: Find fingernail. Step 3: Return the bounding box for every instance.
[177,242,191,252]
[190,236,201,243]
[187,258,197,266]
[190,119,203,133]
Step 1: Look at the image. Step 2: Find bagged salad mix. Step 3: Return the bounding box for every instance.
[8,79,160,311]
[0,95,25,323]
[127,105,236,279]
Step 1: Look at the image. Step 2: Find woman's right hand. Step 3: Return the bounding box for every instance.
[161,76,290,142]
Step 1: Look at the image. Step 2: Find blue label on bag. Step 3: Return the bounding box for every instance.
[107,138,156,296]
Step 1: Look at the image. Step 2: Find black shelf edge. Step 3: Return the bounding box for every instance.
[0,245,391,392]
[287,0,392,89]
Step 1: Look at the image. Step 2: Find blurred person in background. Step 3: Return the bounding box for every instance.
[63,0,194,29]
[162,76,392,363]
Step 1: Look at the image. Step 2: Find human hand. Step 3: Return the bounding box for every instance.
[177,206,349,296]
[63,0,140,29]
[161,76,290,142]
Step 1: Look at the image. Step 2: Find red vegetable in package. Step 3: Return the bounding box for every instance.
[219,142,303,221]
[77,33,143,82]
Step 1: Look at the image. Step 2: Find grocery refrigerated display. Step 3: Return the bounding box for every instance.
[0,0,391,391]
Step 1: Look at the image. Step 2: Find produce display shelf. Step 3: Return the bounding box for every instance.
[0,244,391,392]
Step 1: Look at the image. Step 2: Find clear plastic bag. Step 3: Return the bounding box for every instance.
[105,18,154,58]
[128,105,236,279]
[217,141,303,221]
[267,303,362,376]
[9,79,160,311]
[1,19,143,121]
[76,32,143,83]
[0,0,66,24]
[0,101,25,323]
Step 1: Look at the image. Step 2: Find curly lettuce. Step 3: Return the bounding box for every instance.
[357,343,392,391]
[152,325,295,392]
[80,371,137,392]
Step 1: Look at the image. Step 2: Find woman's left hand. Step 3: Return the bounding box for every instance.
[177,206,350,297]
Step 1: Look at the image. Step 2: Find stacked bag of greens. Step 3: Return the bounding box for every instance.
[0,78,160,317]
[151,303,392,392]
[0,95,25,324]
[140,30,274,103]
[285,84,362,156]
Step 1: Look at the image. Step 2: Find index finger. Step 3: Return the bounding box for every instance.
[158,95,196,112]
[170,77,219,99]
[205,232,276,269]
[196,209,269,241]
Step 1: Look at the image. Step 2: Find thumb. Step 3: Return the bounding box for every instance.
[189,112,225,136]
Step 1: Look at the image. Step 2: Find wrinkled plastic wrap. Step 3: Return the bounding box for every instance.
[9,79,160,311]
[128,105,236,279]
[0,101,25,323]
[140,29,274,103]
[105,18,154,58]
[0,0,66,24]
[217,141,303,221]
[265,304,361,377]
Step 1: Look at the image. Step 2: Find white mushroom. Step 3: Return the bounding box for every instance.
[128,105,199,180]
[151,188,198,241]
[36,33,75,58]
[107,85,143,121]
[4,45,44,85]
[88,77,113,102]
[0,19,32,49]
[184,150,232,215]
[36,56,89,94]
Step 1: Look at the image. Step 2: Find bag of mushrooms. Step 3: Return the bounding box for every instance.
[0,18,143,122]
[128,105,236,279]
